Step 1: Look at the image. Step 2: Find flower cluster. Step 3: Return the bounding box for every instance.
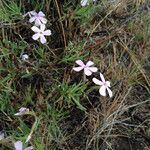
[24,10,51,44]
[73,60,113,97]
[11,4,109,149]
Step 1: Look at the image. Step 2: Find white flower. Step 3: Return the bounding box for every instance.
[31,24,51,44]
[14,107,29,116]
[92,73,113,97]
[81,0,96,6]
[29,11,47,26]
[21,54,29,61]
[73,60,98,76]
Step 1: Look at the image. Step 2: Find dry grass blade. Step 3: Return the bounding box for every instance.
[117,38,150,87]
[54,0,67,48]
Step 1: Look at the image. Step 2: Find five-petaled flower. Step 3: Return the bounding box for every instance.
[29,11,47,26]
[14,107,29,116]
[92,73,113,97]
[81,0,96,6]
[73,60,98,76]
[31,24,51,44]
[14,141,33,150]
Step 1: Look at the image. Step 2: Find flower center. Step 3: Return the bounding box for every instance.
[103,82,107,87]
[36,14,39,18]
[84,65,88,68]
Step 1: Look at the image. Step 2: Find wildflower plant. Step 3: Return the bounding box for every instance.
[23,10,51,44]
[73,60,113,97]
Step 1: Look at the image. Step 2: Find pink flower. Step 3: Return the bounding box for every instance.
[29,11,47,26]
[14,141,33,150]
[31,24,51,44]
[73,60,98,76]
[14,107,29,116]
[92,73,112,97]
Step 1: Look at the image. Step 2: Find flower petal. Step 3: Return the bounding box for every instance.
[75,60,85,67]
[24,146,33,150]
[100,73,106,83]
[31,26,40,32]
[40,24,46,31]
[40,35,46,44]
[14,141,22,150]
[19,107,27,112]
[73,66,84,72]
[15,107,29,116]
[30,10,37,16]
[107,87,113,98]
[38,11,45,17]
[43,30,51,36]
[84,68,92,76]
[99,86,106,96]
[86,61,94,67]
[35,18,42,26]
[21,54,29,61]
[29,17,36,23]
[32,33,40,40]
[81,0,88,6]
[88,67,98,72]
[92,78,103,85]
[40,17,47,24]
[106,81,110,87]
